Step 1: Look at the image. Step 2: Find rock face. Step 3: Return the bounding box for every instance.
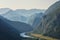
[43,1,60,39]
[32,1,60,39]
[32,13,44,28]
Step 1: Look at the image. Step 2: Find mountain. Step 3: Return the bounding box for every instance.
[0,16,33,33]
[1,9,45,26]
[15,9,45,14]
[30,1,60,39]
[0,16,21,40]
[6,20,33,33]
[32,12,44,28]
[0,8,12,14]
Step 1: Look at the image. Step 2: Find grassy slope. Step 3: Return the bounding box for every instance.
[30,33,58,40]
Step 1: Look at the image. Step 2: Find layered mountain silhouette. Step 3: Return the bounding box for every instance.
[0,16,21,40]
[0,15,33,40]
[0,16,33,33]
[0,8,44,28]
[31,1,60,39]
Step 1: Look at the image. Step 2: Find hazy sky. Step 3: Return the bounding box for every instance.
[0,0,58,10]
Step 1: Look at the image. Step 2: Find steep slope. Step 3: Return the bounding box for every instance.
[7,21,33,32]
[0,16,33,33]
[0,16,21,40]
[32,12,44,28]
[31,1,60,39]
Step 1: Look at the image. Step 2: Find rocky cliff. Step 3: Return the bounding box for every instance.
[32,1,60,39]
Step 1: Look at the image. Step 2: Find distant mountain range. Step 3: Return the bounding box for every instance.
[0,8,45,28]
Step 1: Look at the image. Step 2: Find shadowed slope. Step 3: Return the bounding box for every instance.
[0,16,33,33]
[0,16,21,40]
